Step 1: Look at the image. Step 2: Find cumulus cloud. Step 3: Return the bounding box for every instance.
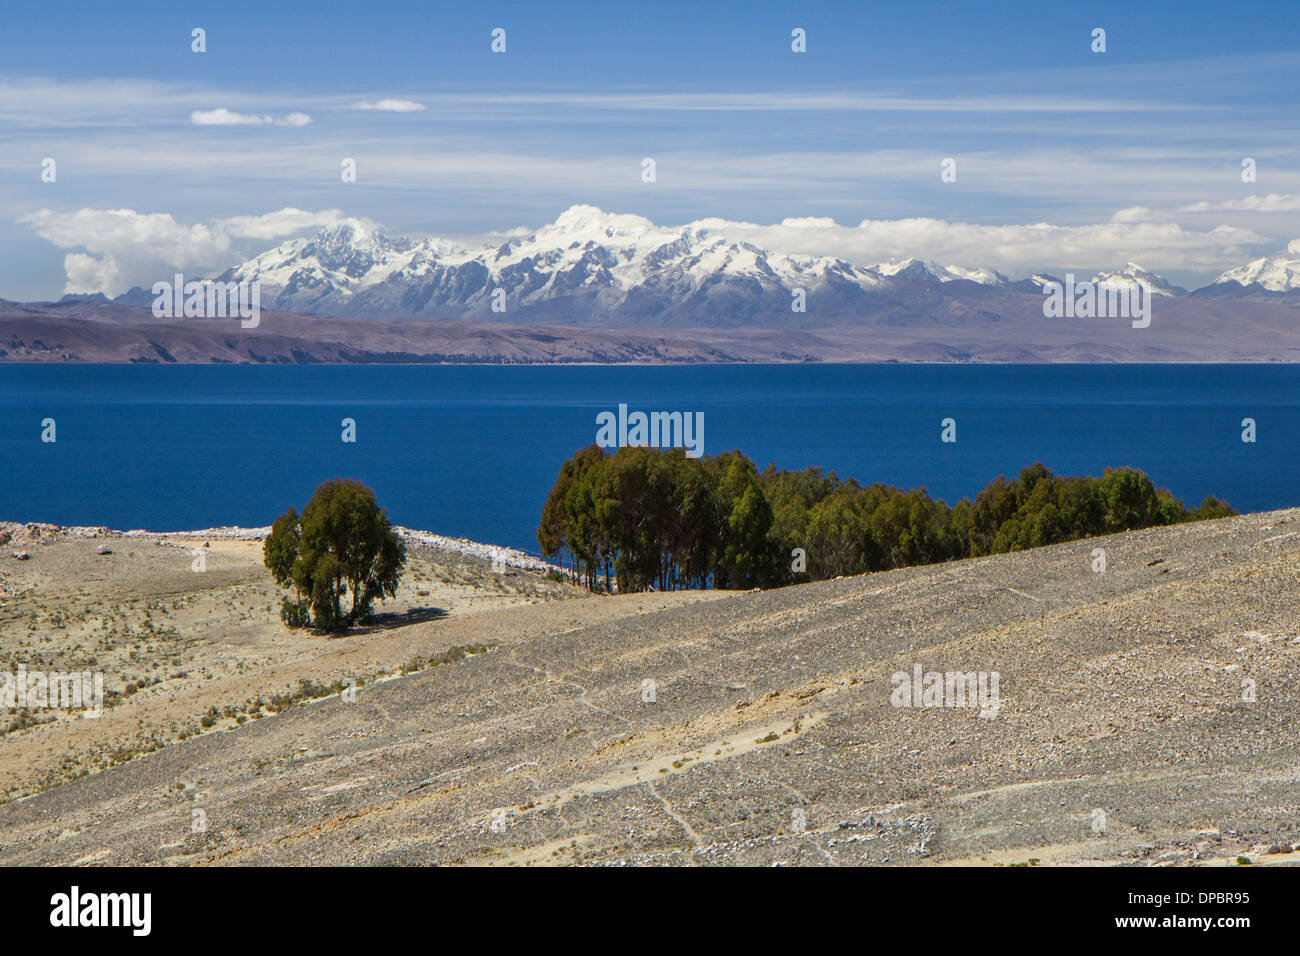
[190,108,312,126]
[214,208,373,241]
[683,212,1264,276]
[19,207,354,296]
[351,98,426,112]
[779,216,840,229]
[1110,206,1165,223]
[486,205,1264,276]
[190,108,271,125]
[1179,194,1300,213]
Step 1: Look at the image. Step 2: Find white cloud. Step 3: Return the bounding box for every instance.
[19,206,352,296]
[479,206,1261,277]
[779,216,840,229]
[190,108,312,126]
[1179,193,1300,213]
[190,108,272,126]
[677,211,1264,275]
[213,208,363,240]
[63,251,120,294]
[1111,206,1164,223]
[352,99,426,112]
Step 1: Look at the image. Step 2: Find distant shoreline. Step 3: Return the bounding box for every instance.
[0,520,561,575]
[6,299,1300,364]
[5,359,1300,367]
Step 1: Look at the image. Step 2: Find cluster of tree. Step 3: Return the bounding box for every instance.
[966,462,1233,556]
[537,446,774,592]
[264,479,407,631]
[537,446,1235,592]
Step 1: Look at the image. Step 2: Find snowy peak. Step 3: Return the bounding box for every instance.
[223,218,408,288]
[1089,263,1186,297]
[1212,244,1300,292]
[543,205,667,245]
[868,257,1007,286]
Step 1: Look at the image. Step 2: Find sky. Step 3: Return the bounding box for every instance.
[1,0,1298,299]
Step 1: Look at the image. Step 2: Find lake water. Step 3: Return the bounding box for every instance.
[1,364,1295,554]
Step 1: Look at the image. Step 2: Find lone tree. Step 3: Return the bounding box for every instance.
[264,479,406,631]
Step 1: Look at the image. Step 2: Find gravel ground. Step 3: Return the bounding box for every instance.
[1,510,1298,866]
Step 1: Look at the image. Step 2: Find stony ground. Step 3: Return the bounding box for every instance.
[1,511,1299,866]
[0,526,647,802]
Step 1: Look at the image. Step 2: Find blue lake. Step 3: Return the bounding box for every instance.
[0,364,1294,554]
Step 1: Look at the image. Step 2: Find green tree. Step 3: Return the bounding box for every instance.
[264,479,406,631]
[805,489,873,577]
[763,465,843,582]
[663,451,715,588]
[263,506,310,627]
[600,447,661,592]
[1097,467,1162,531]
[709,451,778,588]
[264,507,300,591]
[970,474,1019,556]
[1195,496,1236,520]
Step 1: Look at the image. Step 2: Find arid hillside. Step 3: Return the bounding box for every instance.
[1,511,1298,866]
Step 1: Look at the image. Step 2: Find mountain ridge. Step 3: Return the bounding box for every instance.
[92,206,1300,326]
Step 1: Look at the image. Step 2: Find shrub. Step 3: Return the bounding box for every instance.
[279,598,312,629]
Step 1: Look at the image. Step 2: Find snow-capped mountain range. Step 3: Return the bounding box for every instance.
[108,206,1300,325]
[205,205,894,325]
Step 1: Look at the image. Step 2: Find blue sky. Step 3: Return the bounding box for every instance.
[2,0,1298,298]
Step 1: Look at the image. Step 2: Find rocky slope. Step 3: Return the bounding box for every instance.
[1,510,1297,866]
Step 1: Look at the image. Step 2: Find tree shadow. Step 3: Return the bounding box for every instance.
[332,605,450,636]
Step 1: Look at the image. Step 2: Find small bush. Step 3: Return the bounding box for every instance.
[279,598,312,629]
